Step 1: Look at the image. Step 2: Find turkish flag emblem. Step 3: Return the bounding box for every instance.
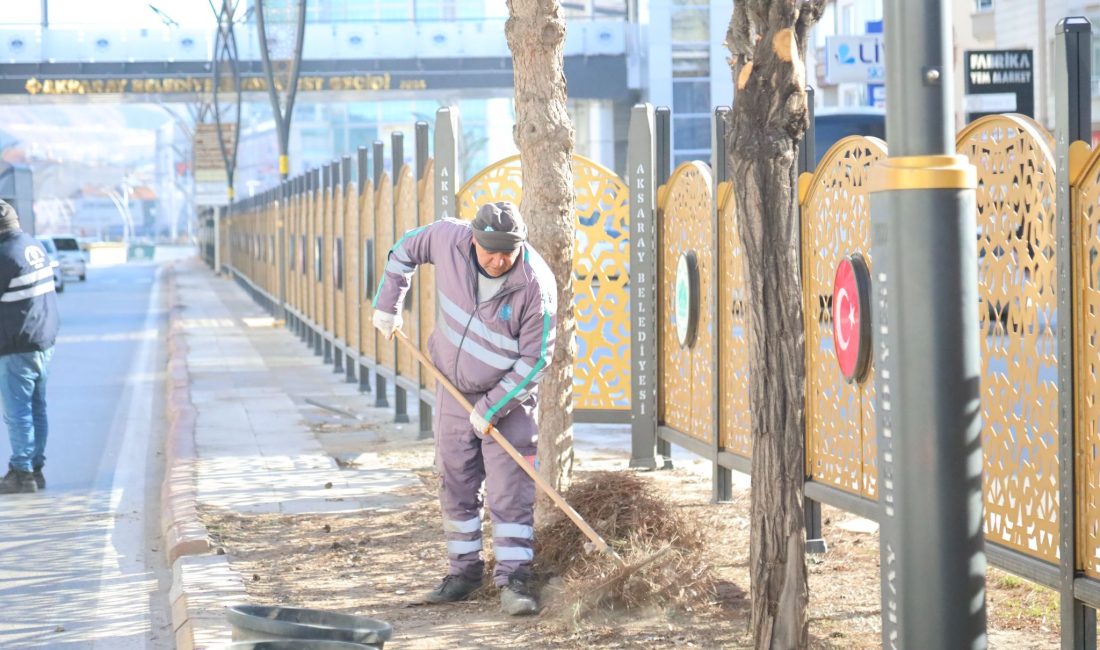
[832,254,871,383]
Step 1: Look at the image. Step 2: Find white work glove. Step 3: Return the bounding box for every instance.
[469,410,492,439]
[372,310,402,339]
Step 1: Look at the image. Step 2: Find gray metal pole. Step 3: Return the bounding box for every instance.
[627,103,659,471]
[373,140,389,408]
[710,106,731,503]
[1053,17,1097,650]
[392,132,410,425]
[312,167,323,358]
[342,156,356,384]
[415,120,434,440]
[357,146,373,394]
[873,1,986,647]
[331,160,344,376]
[322,163,333,365]
[654,105,673,469]
[798,87,825,555]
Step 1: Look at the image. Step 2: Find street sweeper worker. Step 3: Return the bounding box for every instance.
[371,200,557,616]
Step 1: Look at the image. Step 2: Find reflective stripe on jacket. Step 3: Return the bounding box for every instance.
[372,218,557,424]
[0,231,59,356]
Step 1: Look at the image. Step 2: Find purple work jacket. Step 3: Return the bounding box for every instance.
[372,218,557,425]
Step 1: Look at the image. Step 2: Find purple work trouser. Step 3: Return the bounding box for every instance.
[435,385,537,586]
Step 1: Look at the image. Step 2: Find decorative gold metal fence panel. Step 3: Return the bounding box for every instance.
[658,162,714,442]
[345,181,359,355]
[376,173,395,370]
[359,179,376,362]
[457,154,632,411]
[802,136,885,499]
[717,181,751,456]
[395,166,418,383]
[958,114,1060,564]
[1072,142,1100,578]
[419,161,437,395]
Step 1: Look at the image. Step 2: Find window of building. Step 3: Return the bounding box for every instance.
[975,0,993,11]
[673,80,711,116]
[673,115,711,151]
[671,6,708,44]
[671,48,710,78]
[1092,25,1100,95]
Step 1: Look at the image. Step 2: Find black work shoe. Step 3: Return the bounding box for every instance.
[500,574,538,616]
[423,574,483,604]
[0,466,37,494]
[32,467,45,490]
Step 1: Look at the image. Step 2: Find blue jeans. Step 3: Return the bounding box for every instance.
[0,349,53,472]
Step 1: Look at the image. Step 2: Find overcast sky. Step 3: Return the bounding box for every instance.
[8,0,218,28]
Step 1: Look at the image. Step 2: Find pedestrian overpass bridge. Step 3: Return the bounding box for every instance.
[0,17,635,104]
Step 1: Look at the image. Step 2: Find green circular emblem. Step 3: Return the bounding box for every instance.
[675,252,699,348]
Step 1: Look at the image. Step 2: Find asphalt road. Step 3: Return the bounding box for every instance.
[0,252,186,648]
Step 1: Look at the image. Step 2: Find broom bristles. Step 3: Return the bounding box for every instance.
[533,471,716,618]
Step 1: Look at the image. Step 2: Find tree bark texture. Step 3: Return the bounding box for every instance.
[505,0,577,519]
[725,2,824,648]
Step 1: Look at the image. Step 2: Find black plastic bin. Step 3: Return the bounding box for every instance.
[226,604,392,649]
[226,642,375,650]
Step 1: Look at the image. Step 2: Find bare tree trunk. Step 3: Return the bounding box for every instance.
[725,2,824,648]
[505,0,577,517]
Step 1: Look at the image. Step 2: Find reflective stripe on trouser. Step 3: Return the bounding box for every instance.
[436,384,537,586]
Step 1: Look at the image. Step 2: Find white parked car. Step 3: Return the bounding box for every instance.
[49,235,87,281]
[35,237,64,293]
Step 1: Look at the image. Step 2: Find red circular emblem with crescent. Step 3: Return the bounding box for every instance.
[832,253,872,384]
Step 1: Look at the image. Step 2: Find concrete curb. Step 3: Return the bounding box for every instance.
[161,262,236,649]
[161,262,210,563]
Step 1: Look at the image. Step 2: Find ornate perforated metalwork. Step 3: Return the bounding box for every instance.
[958,115,1060,564]
[344,182,360,357]
[1074,143,1100,579]
[457,154,632,412]
[419,161,437,395]
[717,182,751,456]
[359,179,376,363]
[395,166,418,383]
[376,174,395,370]
[802,136,885,499]
[659,162,714,443]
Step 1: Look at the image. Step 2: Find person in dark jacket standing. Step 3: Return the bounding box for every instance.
[372,201,556,616]
[0,200,59,494]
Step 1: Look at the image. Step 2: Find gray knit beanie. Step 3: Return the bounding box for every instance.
[471,201,526,252]
[0,200,20,233]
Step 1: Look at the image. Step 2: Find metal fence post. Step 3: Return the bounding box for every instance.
[342,156,356,383]
[313,168,325,358]
[310,169,322,355]
[654,105,673,470]
[711,106,732,503]
[373,140,390,408]
[1054,16,1097,650]
[278,179,288,325]
[322,163,334,365]
[873,1,986,647]
[358,146,373,394]
[392,132,410,424]
[415,120,434,440]
[331,160,344,376]
[627,103,660,471]
[798,87,826,554]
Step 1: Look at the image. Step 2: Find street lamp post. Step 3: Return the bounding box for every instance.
[871,1,986,647]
